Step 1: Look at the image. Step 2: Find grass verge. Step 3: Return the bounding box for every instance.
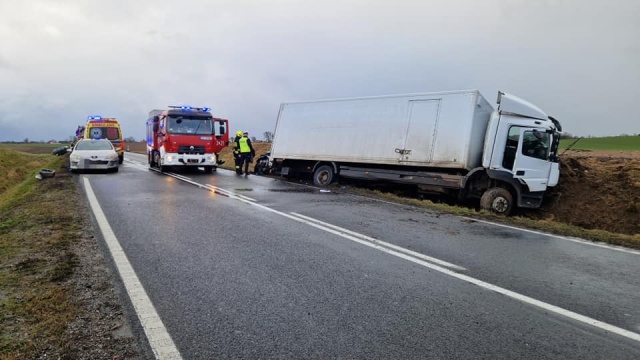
[0,151,83,358]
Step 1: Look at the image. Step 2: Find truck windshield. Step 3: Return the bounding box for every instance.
[167,116,213,135]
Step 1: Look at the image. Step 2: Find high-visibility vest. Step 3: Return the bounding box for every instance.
[239,137,251,153]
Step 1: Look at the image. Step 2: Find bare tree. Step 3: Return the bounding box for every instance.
[263,131,274,142]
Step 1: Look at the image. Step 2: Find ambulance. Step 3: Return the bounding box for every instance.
[84,116,125,164]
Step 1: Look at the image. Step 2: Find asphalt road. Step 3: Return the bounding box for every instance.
[79,152,640,359]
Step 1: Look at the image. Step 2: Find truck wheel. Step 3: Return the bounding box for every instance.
[480,187,513,215]
[313,165,334,186]
[118,154,124,164]
[203,166,214,174]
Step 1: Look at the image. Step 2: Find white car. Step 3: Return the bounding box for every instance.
[69,139,119,173]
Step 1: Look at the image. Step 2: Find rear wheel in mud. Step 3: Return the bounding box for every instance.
[313,165,334,186]
[480,187,513,215]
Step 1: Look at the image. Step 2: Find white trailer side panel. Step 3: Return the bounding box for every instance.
[271,90,493,170]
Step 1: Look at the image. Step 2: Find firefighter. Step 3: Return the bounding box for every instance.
[233,130,243,175]
[235,131,256,176]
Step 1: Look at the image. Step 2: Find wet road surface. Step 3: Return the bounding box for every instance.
[78,152,640,359]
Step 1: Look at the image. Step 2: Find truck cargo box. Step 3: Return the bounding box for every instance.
[270,90,494,170]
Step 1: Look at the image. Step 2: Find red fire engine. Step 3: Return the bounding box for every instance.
[146,106,229,173]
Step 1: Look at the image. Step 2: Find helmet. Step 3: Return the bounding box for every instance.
[236,131,243,137]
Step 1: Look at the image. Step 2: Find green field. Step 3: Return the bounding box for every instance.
[0,143,67,154]
[559,135,639,151]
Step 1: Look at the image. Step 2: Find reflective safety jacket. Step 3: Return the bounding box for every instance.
[235,136,255,155]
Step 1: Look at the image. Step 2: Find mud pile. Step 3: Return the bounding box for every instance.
[533,150,640,235]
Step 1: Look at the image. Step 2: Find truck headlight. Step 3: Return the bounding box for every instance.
[166,155,174,162]
[70,154,82,161]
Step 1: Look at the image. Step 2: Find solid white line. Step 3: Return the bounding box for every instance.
[224,197,640,343]
[83,177,183,360]
[203,184,257,202]
[124,160,640,342]
[287,215,640,343]
[168,173,192,181]
[290,212,467,271]
[462,217,640,256]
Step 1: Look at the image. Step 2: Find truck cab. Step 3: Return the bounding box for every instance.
[482,92,562,210]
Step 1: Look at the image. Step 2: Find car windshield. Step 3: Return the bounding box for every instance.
[75,140,114,151]
[167,116,213,135]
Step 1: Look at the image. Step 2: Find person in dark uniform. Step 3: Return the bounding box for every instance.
[232,130,243,175]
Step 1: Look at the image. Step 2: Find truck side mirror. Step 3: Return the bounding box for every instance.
[153,116,159,122]
[153,123,159,132]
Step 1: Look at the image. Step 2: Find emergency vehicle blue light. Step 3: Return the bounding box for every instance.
[87,115,102,120]
[202,107,210,112]
[181,106,191,110]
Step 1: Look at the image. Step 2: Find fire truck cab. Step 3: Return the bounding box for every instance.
[146,106,229,173]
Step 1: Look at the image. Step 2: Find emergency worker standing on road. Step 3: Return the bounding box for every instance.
[235,131,255,176]
[233,130,243,175]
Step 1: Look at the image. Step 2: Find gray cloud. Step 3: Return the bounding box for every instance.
[0,0,638,142]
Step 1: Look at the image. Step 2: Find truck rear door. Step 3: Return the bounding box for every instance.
[399,99,440,163]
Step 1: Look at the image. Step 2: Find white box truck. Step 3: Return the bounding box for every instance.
[264,90,562,215]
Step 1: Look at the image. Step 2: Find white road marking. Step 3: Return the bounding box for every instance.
[83,177,182,360]
[123,156,640,343]
[462,217,640,256]
[203,184,257,202]
[290,212,466,271]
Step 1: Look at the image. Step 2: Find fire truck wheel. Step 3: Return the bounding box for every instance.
[153,152,165,172]
[118,154,124,164]
[203,166,214,174]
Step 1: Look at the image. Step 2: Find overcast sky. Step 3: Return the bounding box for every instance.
[1,0,638,142]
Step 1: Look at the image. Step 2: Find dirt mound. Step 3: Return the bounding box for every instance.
[533,150,640,235]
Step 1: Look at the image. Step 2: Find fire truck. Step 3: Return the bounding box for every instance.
[146,106,229,173]
[84,116,125,164]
